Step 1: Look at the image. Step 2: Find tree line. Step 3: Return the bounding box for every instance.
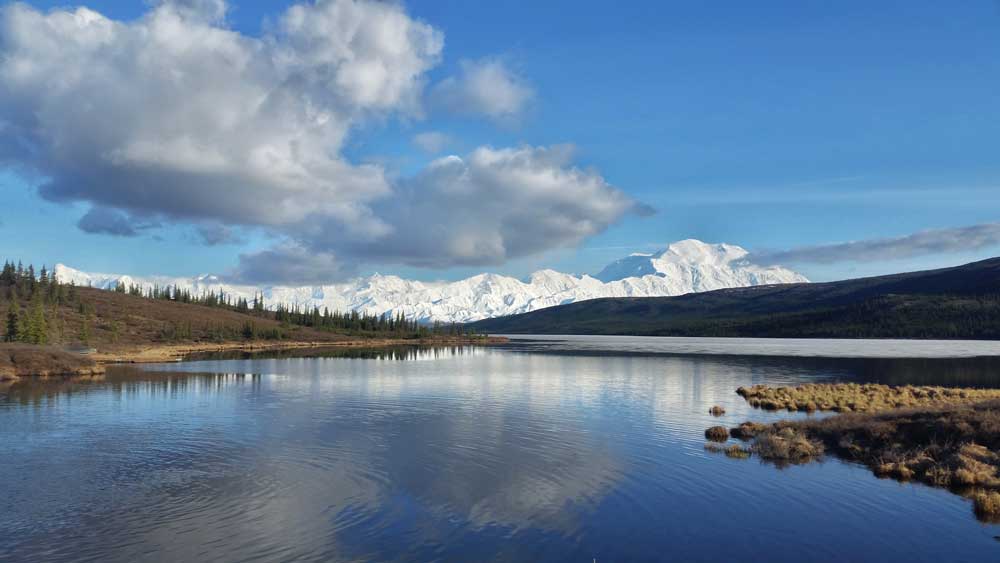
[109,277,474,338]
[2,259,479,345]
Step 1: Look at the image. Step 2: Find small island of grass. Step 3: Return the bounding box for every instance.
[706,383,1000,522]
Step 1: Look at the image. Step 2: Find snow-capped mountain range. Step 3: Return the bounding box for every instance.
[53,239,807,324]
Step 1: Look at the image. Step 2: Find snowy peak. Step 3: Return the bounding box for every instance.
[594,239,804,291]
[660,239,748,265]
[54,239,808,324]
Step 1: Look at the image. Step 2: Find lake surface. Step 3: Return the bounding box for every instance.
[4,336,1000,562]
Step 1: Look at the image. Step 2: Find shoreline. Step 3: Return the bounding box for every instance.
[95,335,508,365]
[1,336,507,379]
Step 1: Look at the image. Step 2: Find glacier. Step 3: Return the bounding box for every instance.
[53,239,807,324]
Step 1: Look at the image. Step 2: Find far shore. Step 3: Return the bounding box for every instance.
[93,335,508,364]
[0,336,507,380]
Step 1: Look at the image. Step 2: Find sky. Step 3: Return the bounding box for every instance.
[1,0,999,283]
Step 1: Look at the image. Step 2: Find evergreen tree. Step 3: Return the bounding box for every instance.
[4,308,18,342]
[79,315,91,345]
[26,301,48,344]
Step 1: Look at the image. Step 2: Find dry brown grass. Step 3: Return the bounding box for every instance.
[705,426,730,442]
[750,427,824,465]
[717,397,1000,521]
[709,405,726,416]
[737,383,1000,413]
[725,444,751,459]
[703,442,751,459]
[730,421,768,441]
[0,344,104,379]
[973,490,1000,522]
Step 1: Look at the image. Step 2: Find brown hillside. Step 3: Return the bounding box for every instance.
[0,285,350,351]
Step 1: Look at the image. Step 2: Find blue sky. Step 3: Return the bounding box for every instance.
[2,0,999,283]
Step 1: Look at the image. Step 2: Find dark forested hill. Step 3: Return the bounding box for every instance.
[468,257,1000,339]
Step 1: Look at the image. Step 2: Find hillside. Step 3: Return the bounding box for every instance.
[469,257,1000,339]
[0,261,480,365]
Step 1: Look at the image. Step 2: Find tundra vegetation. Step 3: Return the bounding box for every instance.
[0,259,491,376]
[0,259,483,348]
[705,383,1000,522]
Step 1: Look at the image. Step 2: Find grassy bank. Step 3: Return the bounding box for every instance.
[0,335,505,378]
[0,259,504,377]
[0,344,104,379]
[736,382,1000,413]
[89,335,506,364]
[706,383,1000,522]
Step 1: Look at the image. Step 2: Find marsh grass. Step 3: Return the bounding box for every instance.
[736,383,1000,414]
[705,426,730,442]
[703,442,751,460]
[717,394,1000,521]
[725,444,751,459]
[973,491,1000,522]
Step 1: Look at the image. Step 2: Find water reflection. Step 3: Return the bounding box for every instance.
[184,344,479,362]
[2,343,1000,562]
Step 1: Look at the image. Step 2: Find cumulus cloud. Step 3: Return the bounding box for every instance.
[0,0,440,231]
[411,131,452,154]
[77,207,158,237]
[229,244,352,285]
[161,0,228,23]
[196,224,244,246]
[0,1,637,282]
[752,223,1000,265]
[336,145,642,267]
[432,58,534,121]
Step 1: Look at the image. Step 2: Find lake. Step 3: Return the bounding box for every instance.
[4,336,1000,562]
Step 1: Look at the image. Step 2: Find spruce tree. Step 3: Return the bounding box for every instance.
[4,308,18,342]
[79,315,91,345]
[27,301,47,344]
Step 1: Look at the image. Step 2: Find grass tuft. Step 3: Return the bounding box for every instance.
[973,490,1000,522]
[705,426,730,442]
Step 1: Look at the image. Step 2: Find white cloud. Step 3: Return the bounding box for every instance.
[333,145,642,267]
[432,58,534,121]
[0,1,639,282]
[230,244,350,285]
[411,131,452,153]
[752,223,1000,264]
[159,0,228,23]
[0,0,440,231]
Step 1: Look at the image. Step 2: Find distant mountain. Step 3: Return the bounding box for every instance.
[54,239,807,324]
[469,257,1000,339]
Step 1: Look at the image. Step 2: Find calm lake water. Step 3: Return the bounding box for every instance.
[4,336,1000,562]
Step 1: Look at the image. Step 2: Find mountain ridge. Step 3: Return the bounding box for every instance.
[468,257,1000,339]
[54,239,807,323]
